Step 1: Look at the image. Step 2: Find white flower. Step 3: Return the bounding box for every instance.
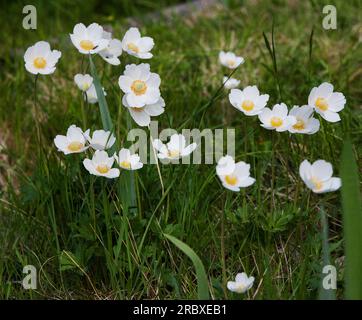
[85,84,106,104]
[219,51,244,69]
[121,27,154,59]
[299,160,341,193]
[114,148,143,170]
[122,95,165,127]
[216,155,255,192]
[70,23,109,54]
[258,103,296,132]
[54,125,88,155]
[118,63,161,107]
[24,41,61,75]
[308,82,346,123]
[98,31,123,65]
[83,150,120,178]
[152,134,197,160]
[223,76,240,90]
[84,129,116,150]
[229,86,269,116]
[227,272,255,294]
[74,74,93,92]
[288,105,320,134]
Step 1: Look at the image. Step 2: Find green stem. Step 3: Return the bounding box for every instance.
[149,125,165,196]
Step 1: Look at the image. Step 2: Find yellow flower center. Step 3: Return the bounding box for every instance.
[80,40,95,51]
[242,100,254,112]
[225,175,238,186]
[96,164,110,174]
[131,107,145,112]
[67,141,84,152]
[227,59,235,67]
[293,119,305,131]
[168,150,180,158]
[120,161,131,169]
[270,117,283,127]
[33,57,47,69]
[82,83,91,91]
[311,177,323,191]
[235,282,246,293]
[315,97,328,111]
[131,80,147,96]
[127,42,139,53]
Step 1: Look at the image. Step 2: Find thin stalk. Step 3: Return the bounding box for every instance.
[148,125,165,196]
[81,92,87,128]
[221,192,230,299]
[271,131,276,208]
[33,75,42,145]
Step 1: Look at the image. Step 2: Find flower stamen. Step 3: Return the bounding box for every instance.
[33,57,47,69]
[168,150,180,158]
[241,100,254,112]
[127,43,140,53]
[293,119,305,131]
[120,161,131,169]
[311,177,323,191]
[270,117,283,127]
[80,40,95,51]
[96,164,110,174]
[131,80,147,96]
[67,141,84,152]
[225,175,238,186]
[315,97,328,111]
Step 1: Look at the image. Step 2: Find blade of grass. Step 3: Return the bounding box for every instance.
[89,55,137,217]
[263,21,282,100]
[89,55,113,133]
[341,140,362,299]
[164,233,210,299]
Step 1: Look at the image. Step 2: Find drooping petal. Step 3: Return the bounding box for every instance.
[129,108,151,126]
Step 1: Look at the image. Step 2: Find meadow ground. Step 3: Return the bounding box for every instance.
[0,0,361,299]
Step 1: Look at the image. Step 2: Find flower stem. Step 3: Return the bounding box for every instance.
[81,92,87,128]
[221,192,230,299]
[148,125,165,196]
[33,75,41,144]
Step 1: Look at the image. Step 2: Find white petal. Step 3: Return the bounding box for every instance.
[321,110,341,123]
[311,160,333,181]
[328,92,346,112]
[129,108,151,126]
[138,37,154,52]
[181,143,197,156]
[317,82,334,98]
[144,98,165,116]
[273,103,288,118]
[105,168,120,179]
[83,159,97,175]
[299,160,312,182]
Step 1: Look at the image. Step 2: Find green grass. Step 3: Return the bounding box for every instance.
[0,0,361,299]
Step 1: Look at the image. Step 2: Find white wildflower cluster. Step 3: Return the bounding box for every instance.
[23,23,347,297]
[24,22,196,178]
[218,50,344,194]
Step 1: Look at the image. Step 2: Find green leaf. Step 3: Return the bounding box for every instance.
[164,233,209,299]
[341,140,362,299]
[89,55,113,132]
[60,250,80,271]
